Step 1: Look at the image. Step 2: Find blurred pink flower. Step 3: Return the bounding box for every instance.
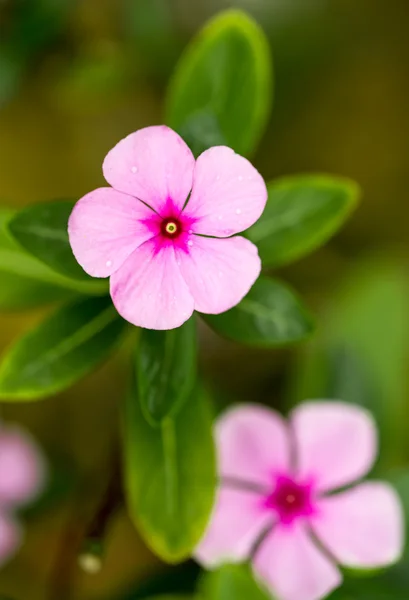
[68,125,267,330]
[195,402,404,600]
[0,424,45,567]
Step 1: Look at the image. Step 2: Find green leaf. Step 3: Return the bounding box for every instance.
[0,207,106,307]
[199,564,272,600]
[0,296,125,400]
[136,316,197,424]
[123,383,216,563]
[289,259,409,466]
[165,9,272,156]
[204,276,314,347]
[8,200,93,281]
[246,175,360,268]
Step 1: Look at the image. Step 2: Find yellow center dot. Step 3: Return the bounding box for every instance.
[165,222,178,235]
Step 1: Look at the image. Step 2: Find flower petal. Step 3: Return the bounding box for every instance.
[176,236,261,314]
[184,146,267,237]
[291,402,377,492]
[0,427,46,507]
[0,512,21,567]
[68,188,155,277]
[110,240,194,330]
[194,487,272,567]
[103,126,195,213]
[253,522,342,600]
[312,482,404,568]
[215,404,291,488]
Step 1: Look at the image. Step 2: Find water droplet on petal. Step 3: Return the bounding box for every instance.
[235,208,242,215]
[238,175,243,181]
[188,229,193,234]
[131,166,138,173]
[106,260,112,267]
[187,240,193,246]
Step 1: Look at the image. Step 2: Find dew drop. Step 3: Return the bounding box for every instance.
[131,166,138,173]
[187,240,193,246]
[235,208,242,215]
[106,260,112,267]
[188,229,193,234]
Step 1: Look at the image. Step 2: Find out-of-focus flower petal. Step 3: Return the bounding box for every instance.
[0,427,45,507]
[194,487,272,567]
[215,404,291,488]
[291,402,377,492]
[312,481,404,568]
[253,522,341,600]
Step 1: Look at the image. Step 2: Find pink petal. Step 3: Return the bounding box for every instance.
[312,482,404,568]
[194,487,272,567]
[253,522,342,600]
[176,236,261,314]
[68,188,155,277]
[184,146,267,237]
[110,240,194,330]
[291,402,377,492]
[103,126,195,214]
[215,404,291,488]
[0,427,46,507]
[0,512,21,567]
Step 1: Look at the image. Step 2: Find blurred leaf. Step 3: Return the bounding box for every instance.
[8,200,95,281]
[0,207,106,308]
[126,0,183,81]
[0,296,125,400]
[136,316,197,425]
[199,564,271,600]
[123,383,216,563]
[166,9,272,156]
[204,276,314,347]
[246,175,360,268]
[289,260,409,465]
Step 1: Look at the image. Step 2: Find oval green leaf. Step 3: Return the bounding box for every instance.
[136,316,197,424]
[8,200,94,281]
[204,276,315,347]
[0,207,106,306]
[246,174,360,268]
[123,383,216,563]
[165,9,272,157]
[0,296,125,400]
[199,564,272,600]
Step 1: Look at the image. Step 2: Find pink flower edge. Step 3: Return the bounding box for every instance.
[68,125,267,330]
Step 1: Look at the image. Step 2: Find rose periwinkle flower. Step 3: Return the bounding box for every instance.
[68,126,267,330]
[194,402,404,600]
[0,424,45,567]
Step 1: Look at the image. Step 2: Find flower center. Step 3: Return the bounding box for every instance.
[265,475,315,525]
[161,218,181,238]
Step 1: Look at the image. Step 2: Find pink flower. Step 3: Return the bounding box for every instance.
[68,126,267,330]
[0,424,45,567]
[195,402,404,600]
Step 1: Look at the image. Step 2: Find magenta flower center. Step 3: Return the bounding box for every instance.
[265,475,316,525]
[161,218,181,238]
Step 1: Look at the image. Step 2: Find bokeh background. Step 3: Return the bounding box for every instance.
[1,0,409,599]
